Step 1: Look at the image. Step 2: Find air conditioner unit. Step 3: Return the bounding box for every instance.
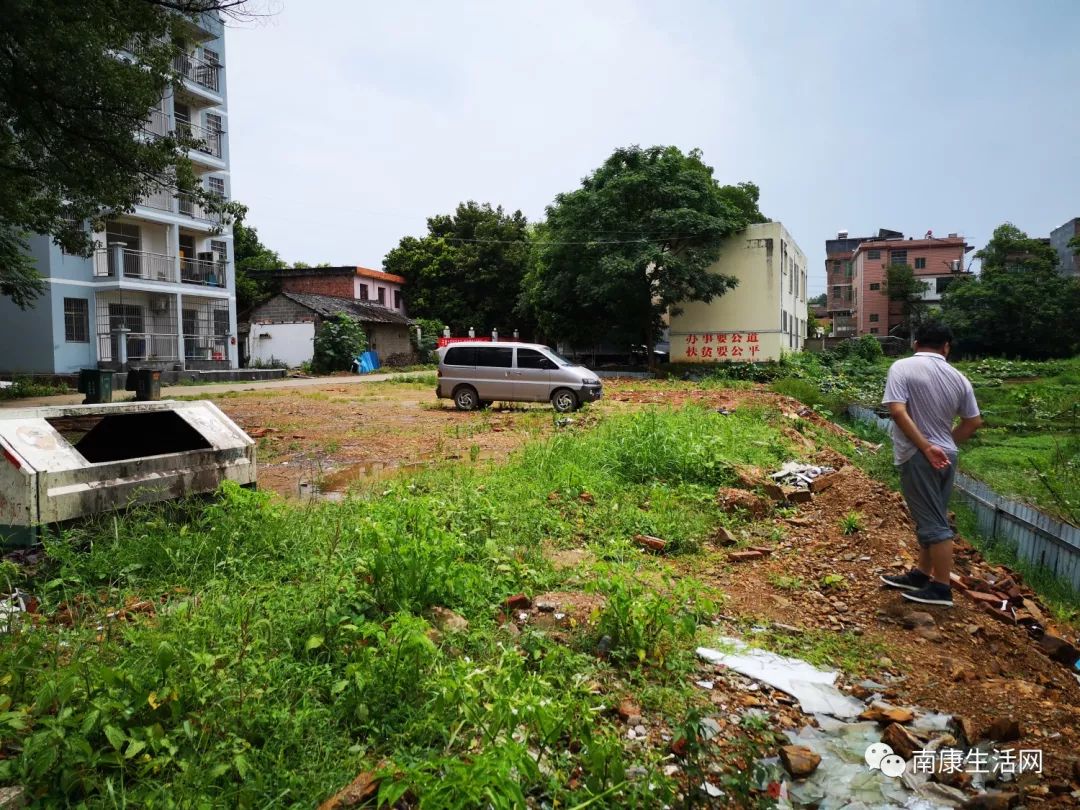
[197,251,215,262]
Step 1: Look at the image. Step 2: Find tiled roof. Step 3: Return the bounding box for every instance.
[280,292,412,326]
[355,266,405,284]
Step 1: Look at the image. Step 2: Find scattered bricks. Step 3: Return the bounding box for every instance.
[504,593,531,611]
[966,590,1007,606]
[808,472,840,493]
[713,526,738,546]
[1039,633,1080,666]
[317,771,380,810]
[634,534,667,553]
[984,718,1022,743]
[617,699,640,722]
[859,702,915,725]
[785,488,813,505]
[729,550,767,563]
[748,546,775,557]
[1021,598,1046,624]
[716,488,771,518]
[952,716,979,746]
[881,722,921,760]
[762,483,786,502]
[979,603,1013,624]
[779,745,821,778]
[960,791,1019,810]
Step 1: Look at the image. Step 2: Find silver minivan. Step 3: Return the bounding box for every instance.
[436,341,602,412]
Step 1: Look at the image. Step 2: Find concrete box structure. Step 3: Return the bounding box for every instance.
[247,292,414,368]
[0,12,238,375]
[851,234,972,336]
[0,400,255,543]
[669,222,807,363]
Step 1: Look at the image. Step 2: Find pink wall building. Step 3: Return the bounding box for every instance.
[852,234,972,336]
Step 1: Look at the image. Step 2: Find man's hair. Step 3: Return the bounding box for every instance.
[914,320,953,349]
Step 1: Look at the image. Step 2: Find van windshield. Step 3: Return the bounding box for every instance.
[542,347,577,366]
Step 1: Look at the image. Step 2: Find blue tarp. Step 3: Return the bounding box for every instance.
[354,351,381,374]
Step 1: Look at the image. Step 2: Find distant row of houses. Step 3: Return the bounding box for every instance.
[820,216,1079,339]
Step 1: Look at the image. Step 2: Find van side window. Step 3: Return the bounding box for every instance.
[517,348,553,369]
[443,347,475,366]
[474,347,513,368]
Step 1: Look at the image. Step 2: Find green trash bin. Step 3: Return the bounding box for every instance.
[125,368,162,401]
[77,369,114,404]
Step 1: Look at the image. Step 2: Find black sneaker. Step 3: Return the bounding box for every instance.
[880,569,930,591]
[901,582,954,607]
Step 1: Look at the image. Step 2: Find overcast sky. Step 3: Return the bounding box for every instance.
[226,0,1080,296]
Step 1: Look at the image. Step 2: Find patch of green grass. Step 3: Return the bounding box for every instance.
[0,376,72,399]
[767,574,807,591]
[749,627,886,677]
[380,372,438,387]
[0,404,795,806]
[839,512,864,535]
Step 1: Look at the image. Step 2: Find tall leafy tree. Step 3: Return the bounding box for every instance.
[884,264,929,339]
[942,223,1080,358]
[232,205,282,314]
[0,0,252,307]
[383,202,531,335]
[520,146,766,362]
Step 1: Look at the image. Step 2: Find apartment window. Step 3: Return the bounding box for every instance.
[106,221,141,250]
[889,249,908,265]
[914,257,926,269]
[359,285,369,301]
[845,288,853,301]
[845,261,853,278]
[870,327,880,334]
[207,176,226,199]
[210,239,227,263]
[377,287,386,305]
[869,282,880,291]
[869,313,879,323]
[178,233,195,261]
[205,113,223,134]
[64,298,89,342]
[782,311,787,332]
[867,249,880,259]
[393,289,402,310]
[832,285,841,300]
[832,260,841,271]
[936,277,954,295]
[202,47,220,66]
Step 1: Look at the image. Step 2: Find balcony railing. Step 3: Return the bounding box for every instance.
[143,107,169,137]
[180,257,226,287]
[97,332,179,363]
[173,53,220,92]
[174,118,222,159]
[94,248,179,283]
[183,334,229,361]
[139,185,175,212]
[177,192,222,223]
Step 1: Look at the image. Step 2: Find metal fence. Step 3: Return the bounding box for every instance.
[847,405,1080,591]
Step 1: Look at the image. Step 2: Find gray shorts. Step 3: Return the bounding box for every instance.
[899,451,958,546]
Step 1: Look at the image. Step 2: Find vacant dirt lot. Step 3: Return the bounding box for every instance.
[205,375,1080,801]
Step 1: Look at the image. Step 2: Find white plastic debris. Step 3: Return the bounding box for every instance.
[697,638,865,718]
[0,590,28,628]
[770,462,836,490]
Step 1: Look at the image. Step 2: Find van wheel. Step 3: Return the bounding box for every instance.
[551,388,579,413]
[454,385,480,411]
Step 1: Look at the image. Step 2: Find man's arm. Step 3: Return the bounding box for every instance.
[888,401,951,469]
[952,415,982,445]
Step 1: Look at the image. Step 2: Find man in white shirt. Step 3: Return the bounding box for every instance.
[879,321,982,607]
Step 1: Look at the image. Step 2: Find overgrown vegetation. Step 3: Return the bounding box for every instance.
[0,376,73,400]
[312,314,368,373]
[0,407,793,806]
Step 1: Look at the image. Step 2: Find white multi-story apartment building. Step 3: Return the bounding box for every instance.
[0,13,238,374]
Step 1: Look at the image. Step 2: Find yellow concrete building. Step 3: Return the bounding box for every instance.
[669,221,807,363]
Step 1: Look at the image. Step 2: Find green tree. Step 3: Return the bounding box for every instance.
[0,0,249,307]
[232,205,283,314]
[520,146,765,364]
[1069,233,1079,257]
[806,305,821,337]
[884,264,929,339]
[312,314,367,373]
[942,223,1080,358]
[384,202,531,336]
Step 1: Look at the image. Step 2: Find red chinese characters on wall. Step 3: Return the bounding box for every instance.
[681,333,760,359]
